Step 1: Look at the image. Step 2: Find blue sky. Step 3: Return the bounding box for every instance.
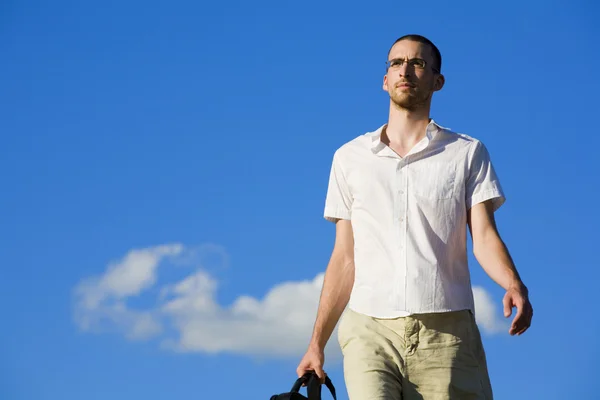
[1,1,599,399]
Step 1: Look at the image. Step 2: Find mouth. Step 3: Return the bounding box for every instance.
[396,82,415,88]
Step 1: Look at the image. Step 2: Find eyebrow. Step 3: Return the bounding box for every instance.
[388,56,426,61]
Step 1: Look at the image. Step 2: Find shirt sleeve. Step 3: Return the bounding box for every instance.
[466,141,506,212]
[323,151,353,222]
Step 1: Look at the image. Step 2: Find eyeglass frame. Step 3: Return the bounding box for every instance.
[385,57,440,74]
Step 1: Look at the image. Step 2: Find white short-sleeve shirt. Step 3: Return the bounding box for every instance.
[324,120,505,318]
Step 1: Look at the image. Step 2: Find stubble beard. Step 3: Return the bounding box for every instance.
[390,88,430,111]
[390,82,433,111]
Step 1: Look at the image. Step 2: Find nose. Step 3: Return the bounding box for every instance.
[395,62,412,78]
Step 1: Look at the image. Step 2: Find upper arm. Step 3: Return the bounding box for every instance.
[332,219,355,266]
[467,199,499,247]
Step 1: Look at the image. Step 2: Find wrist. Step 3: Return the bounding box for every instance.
[507,280,527,293]
[309,338,325,352]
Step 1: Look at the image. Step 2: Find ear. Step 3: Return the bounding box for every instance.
[433,73,445,91]
[383,73,389,92]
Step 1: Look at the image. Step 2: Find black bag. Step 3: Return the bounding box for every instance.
[270,372,337,400]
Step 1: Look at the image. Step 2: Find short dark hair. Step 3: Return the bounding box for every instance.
[388,34,442,73]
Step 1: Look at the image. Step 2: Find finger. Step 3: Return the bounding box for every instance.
[314,366,326,383]
[296,362,307,378]
[297,368,310,386]
[297,361,312,379]
[503,294,513,318]
[517,306,534,335]
[517,319,531,335]
[517,326,529,335]
[510,301,525,335]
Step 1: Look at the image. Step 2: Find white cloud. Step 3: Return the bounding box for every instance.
[73,244,183,340]
[159,270,328,359]
[472,286,510,334]
[73,244,508,360]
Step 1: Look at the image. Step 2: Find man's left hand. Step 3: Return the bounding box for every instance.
[503,284,533,336]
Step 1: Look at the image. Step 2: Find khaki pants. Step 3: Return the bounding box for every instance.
[337,308,493,400]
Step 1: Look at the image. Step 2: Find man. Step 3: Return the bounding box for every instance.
[296,34,533,399]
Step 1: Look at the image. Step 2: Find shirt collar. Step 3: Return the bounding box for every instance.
[368,119,449,155]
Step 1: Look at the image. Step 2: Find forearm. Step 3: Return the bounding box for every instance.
[473,232,525,291]
[309,253,355,350]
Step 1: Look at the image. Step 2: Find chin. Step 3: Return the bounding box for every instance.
[391,92,428,110]
[391,95,415,108]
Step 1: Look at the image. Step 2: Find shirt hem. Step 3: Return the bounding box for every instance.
[348,303,475,319]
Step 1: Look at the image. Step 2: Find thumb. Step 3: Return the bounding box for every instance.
[503,293,512,318]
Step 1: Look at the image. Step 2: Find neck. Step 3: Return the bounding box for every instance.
[383,102,431,147]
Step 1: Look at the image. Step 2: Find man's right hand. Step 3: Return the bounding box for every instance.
[296,345,326,384]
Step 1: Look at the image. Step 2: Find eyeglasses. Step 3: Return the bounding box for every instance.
[386,58,439,73]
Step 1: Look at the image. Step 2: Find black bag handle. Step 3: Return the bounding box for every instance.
[290,372,337,400]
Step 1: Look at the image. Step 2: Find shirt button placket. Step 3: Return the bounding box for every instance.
[397,160,406,250]
[397,160,407,311]
[401,161,409,311]
[396,162,402,249]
